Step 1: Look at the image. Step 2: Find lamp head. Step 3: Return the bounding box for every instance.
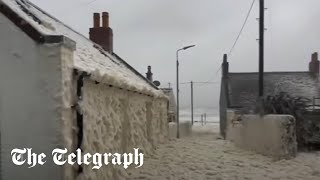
[182,45,196,50]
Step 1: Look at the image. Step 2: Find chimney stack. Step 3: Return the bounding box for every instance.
[222,54,229,78]
[309,52,319,74]
[89,12,113,53]
[146,66,153,82]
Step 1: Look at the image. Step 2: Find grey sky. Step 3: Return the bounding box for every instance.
[29,0,320,115]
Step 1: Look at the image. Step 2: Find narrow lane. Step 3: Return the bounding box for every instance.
[128,125,320,180]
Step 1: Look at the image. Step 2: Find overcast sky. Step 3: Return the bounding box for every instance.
[29,0,320,116]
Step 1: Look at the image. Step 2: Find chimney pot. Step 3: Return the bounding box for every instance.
[146,66,153,81]
[222,54,229,78]
[312,52,318,62]
[102,12,109,27]
[93,13,100,28]
[309,52,319,74]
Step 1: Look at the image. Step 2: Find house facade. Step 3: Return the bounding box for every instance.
[0,0,169,179]
[219,53,320,138]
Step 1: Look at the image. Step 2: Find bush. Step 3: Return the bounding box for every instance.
[261,92,309,116]
[259,92,320,150]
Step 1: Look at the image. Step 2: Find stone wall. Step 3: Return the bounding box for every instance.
[79,79,168,180]
[226,110,297,159]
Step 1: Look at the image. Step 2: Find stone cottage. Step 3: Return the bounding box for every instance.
[219,53,320,138]
[0,0,169,179]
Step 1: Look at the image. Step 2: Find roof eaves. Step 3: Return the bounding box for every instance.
[112,53,159,90]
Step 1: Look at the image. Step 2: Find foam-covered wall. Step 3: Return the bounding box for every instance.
[169,122,192,138]
[79,79,168,179]
[0,13,65,180]
[226,110,297,160]
[60,45,77,180]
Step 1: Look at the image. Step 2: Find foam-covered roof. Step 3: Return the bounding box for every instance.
[0,0,165,97]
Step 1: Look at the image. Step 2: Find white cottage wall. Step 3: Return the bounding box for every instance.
[80,79,168,180]
[60,46,77,180]
[0,13,68,180]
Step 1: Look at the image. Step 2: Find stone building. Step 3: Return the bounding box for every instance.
[0,0,169,179]
[160,88,176,122]
[219,53,320,138]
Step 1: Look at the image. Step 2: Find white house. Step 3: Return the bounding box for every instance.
[0,0,169,179]
[161,88,176,122]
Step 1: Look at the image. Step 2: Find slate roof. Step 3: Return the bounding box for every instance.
[228,72,320,107]
[0,0,165,97]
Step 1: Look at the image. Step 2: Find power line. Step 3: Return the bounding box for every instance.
[166,1,256,89]
[202,65,222,84]
[180,81,219,85]
[57,0,100,15]
[164,81,219,86]
[203,0,256,83]
[228,0,256,56]
[193,82,219,84]
[86,0,99,5]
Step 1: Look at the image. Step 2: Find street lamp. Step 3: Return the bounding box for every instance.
[176,45,195,138]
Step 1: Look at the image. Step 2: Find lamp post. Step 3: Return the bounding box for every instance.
[176,45,195,138]
[258,0,265,116]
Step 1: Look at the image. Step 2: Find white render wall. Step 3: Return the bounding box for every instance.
[79,79,169,180]
[60,45,77,180]
[0,13,66,180]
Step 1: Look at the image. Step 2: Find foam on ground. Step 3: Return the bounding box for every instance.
[128,125,320,180]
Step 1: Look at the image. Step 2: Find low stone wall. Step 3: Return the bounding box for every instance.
[226,110,297,159]
[169,122,192,138]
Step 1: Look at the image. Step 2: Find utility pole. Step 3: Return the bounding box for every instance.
[201,114,203,126]
[204,113,207,125]
[258,0,265,114]
[176,51,180,138]
[191,81,194,125]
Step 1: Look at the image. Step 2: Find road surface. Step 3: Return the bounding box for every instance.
[128,125,320,180]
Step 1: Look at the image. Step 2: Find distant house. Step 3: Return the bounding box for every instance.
[160,88,177,122]
[0,0,169,179]
[219,53,320,138]
[144,66,176,123]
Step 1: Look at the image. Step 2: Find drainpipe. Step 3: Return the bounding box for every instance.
[73,69,90,174]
